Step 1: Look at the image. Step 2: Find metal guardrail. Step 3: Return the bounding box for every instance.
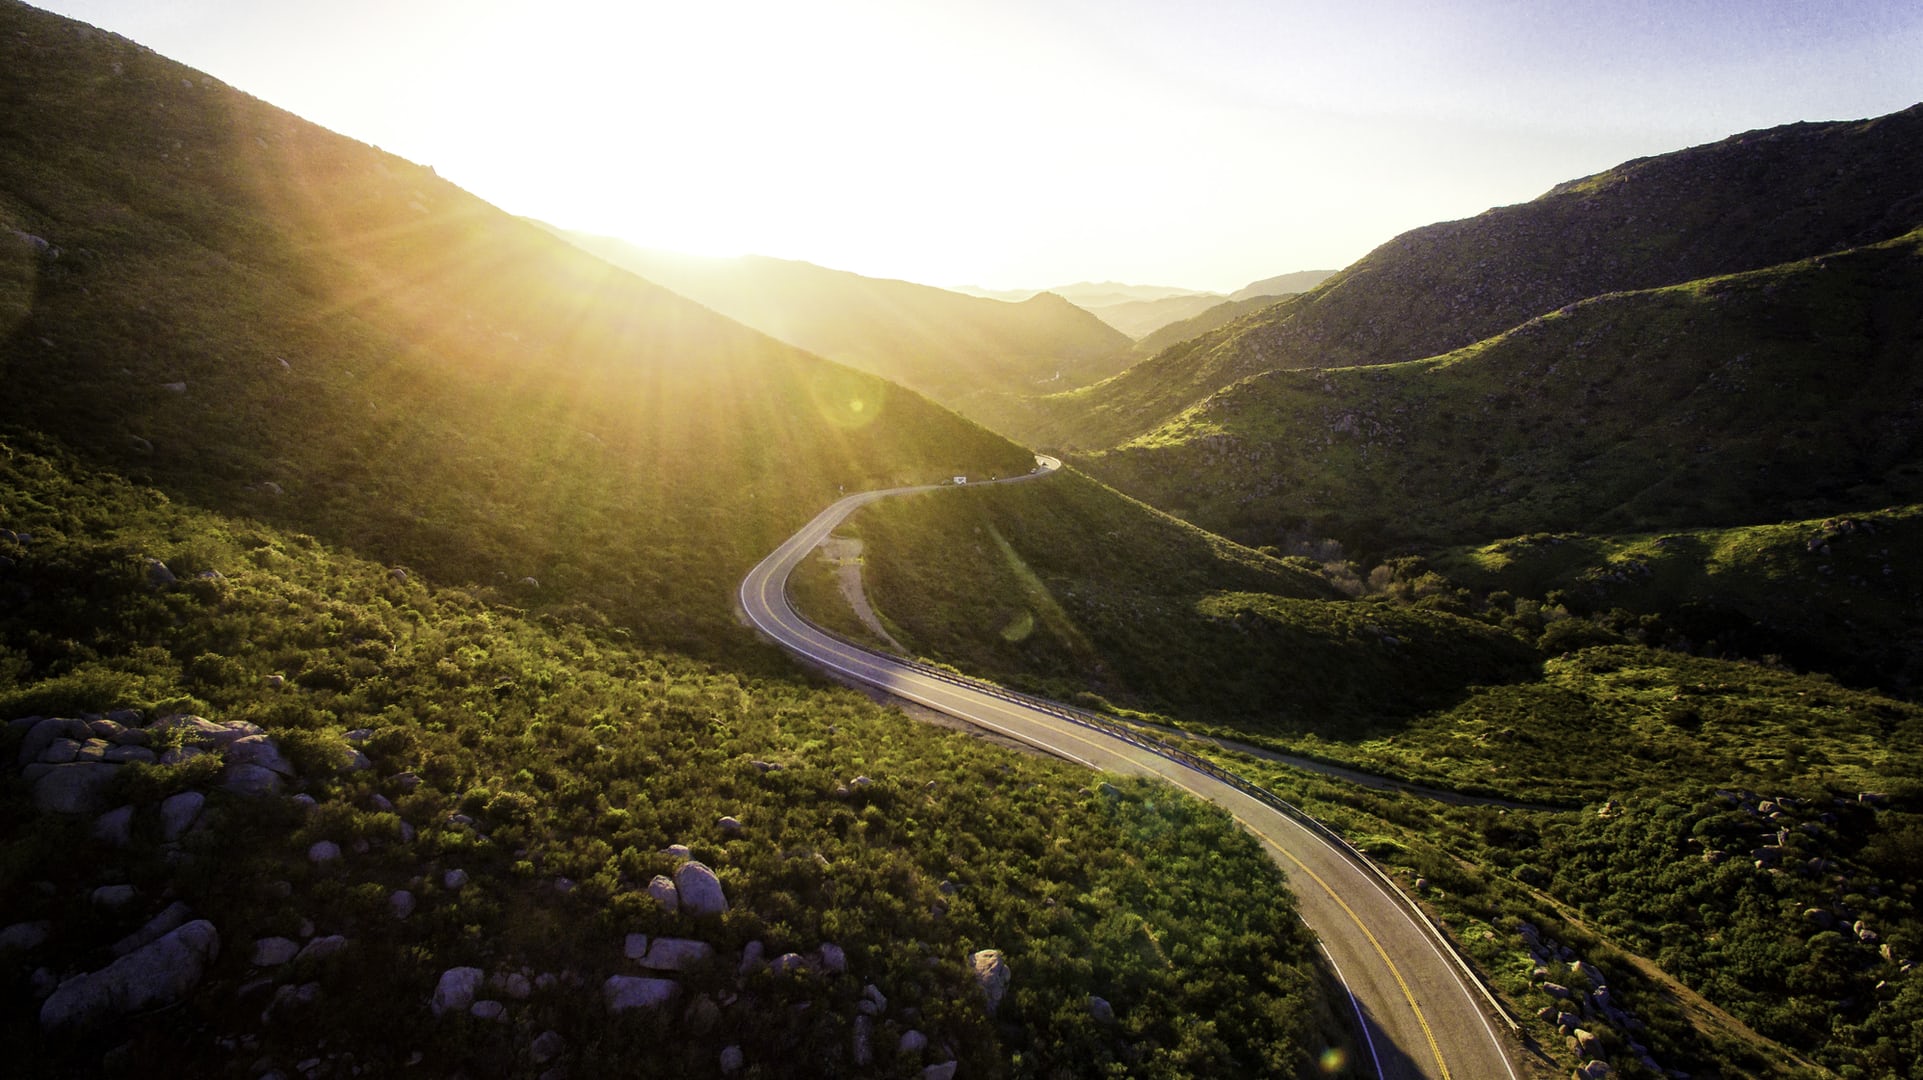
[781,595,1522,1032]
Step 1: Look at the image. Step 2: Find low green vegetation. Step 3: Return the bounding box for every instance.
[1212,756,1923,1079]
[814,470,1533,732]
[1433,507,1923,695]
[803,461,1923,1075]
[0,437,1344,1077]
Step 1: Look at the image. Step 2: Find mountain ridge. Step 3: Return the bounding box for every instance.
[1036,104,1923,451]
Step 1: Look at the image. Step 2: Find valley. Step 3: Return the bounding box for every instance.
[3,1,1922,1078]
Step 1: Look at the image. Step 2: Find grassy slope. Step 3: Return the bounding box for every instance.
[0,7,1034,658]
[1037,104,1923,451]
[1087,227,1923,555]
[1433,506,1923,695]
[555,236,1135,434]
[805,469,1542,735]
[0,437,1339,1077]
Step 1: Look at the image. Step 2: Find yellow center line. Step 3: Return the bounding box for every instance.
[1178,788,1453,1080]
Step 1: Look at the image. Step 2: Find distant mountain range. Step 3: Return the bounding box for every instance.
[554,238,1133,431]
[952,272,1336,340]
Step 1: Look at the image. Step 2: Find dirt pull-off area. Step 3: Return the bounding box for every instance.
[817,537,907,653]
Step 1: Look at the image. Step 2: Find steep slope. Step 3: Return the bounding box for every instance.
[554,237,1133,431]
[1042,105,1923,450]
[1086,227,1923,553]
[0,6,1033,655]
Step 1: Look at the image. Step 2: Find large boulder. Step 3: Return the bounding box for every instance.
[39,920,219,1031]
[251,937,300,966]
[431,967,483,1017]
[637,937,713,972]
[160,791,206,841]
[219,763,283,797]
[673,861,728,917]
[33,763,121,815]
[648,874,679,913]
[112,902,192,957]
[225,735,294,776]
[93,805,135,846]
[19,717,91,766]
[972,949,1011,1015]
[603,975,681,1012]
[0,920,52,955]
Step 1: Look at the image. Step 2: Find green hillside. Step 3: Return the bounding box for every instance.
[0,436,1339,1077]
[1039,105,1923,451]
[553,237,1134,435]
[0,9,1037,657]
[1087,226,1923,556]
[0,4,1348,1075]
[798,469,1550,734]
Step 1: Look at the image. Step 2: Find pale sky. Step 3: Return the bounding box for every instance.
[34,0,1923,293]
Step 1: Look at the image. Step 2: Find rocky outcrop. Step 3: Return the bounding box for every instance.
[39,919,219,1031]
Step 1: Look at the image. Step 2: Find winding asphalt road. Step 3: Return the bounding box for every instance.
[739,457,1520,1080]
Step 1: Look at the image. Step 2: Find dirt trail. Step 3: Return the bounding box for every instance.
[816,537,906,653]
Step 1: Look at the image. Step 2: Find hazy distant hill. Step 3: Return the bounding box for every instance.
[555,238,1132,431]
[1075,292,1226,338]
[1041,106,1923,451]
[0,10,1033,652]
[1227,270,1335,302]
[1040,281,1216,306]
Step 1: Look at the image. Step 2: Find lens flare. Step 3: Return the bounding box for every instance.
[1319,1046,1348,1073]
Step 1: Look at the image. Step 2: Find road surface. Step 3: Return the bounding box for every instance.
[739,456,1520,1080]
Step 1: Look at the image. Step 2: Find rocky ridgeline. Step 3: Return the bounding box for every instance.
[1519,921,1671,1080]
